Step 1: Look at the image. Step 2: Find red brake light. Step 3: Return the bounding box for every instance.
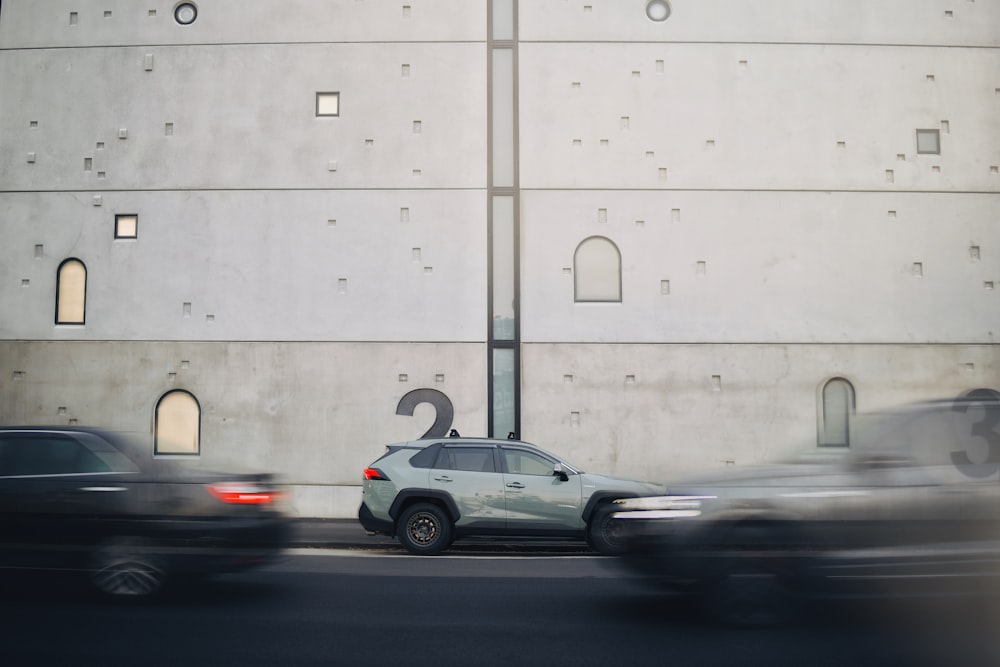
[363,468,389,481]
[207,482,281,505]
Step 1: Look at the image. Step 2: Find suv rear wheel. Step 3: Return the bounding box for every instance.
[398,503,452,556]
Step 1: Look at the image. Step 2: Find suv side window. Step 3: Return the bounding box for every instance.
[408,444,441,469]
[434,446,497,473]
[0,434,111,476]
[501,448,555,476]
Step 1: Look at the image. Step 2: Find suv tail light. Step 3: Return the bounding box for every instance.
[207,482,282,505]
[363,468,390,481]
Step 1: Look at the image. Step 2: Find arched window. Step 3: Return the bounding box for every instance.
[574,236,621,302]
[154,390,201,455]
[960,388,1000,402]
[818,378,855,447]
[55,258,87,324]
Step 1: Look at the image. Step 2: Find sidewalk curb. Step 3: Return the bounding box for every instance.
[288,518,597,555]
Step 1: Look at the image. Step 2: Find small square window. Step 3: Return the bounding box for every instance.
[115,214,138,239]
[916,129,940,155]
[316,92,340,117]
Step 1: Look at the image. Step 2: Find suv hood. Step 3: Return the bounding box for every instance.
[581,473,666,496]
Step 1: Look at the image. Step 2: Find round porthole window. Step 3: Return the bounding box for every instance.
[174,2,198,25]
[646,0,671,21]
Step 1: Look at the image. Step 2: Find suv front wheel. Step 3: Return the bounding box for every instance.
[586,503,626,556]
[398,503,452,556]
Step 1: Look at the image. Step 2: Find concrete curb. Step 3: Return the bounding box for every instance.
[289,518,596,555]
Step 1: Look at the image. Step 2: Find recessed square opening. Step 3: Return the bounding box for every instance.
[916,129,940,155]
[115,214,138,239]
[316,92,340,117]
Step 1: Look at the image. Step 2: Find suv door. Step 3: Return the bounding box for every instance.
[428,445,505,529]
[0,432,133,568]
[499,446,584,532]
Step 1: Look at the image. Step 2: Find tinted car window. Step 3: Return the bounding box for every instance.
[435,447,496,473]
[409,444,441,469]
[502,448,554,476]
[0,434,111,476]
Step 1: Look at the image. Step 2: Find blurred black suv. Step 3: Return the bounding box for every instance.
[0,426,290,597]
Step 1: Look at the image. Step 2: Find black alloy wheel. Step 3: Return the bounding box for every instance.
[586,503,627,556]
[398,503,452,556]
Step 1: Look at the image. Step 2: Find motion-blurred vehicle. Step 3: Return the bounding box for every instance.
[359,433,664,555]
[612,397,1000,625]
[0,426,290,597]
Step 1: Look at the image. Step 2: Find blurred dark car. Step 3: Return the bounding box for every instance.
[612,397,1000,625]
[0,426,291,597]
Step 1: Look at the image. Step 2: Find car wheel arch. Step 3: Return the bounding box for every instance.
[582,491,637,523]
[389,489,460,528]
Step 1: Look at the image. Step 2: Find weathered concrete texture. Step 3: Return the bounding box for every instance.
[0,0,486,48]
[0,341,487,517]
[519,43,1000,192]
[519,0,1000,46]
[520,190,1000,344]
[520,343,1000,484]
[0,44,486,191]
[0,190,487,342]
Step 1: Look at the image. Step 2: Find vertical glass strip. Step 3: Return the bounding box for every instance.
[492,196,515,340]
[492,0,514,40]
[492,348,516,438]
[491,49,514,188]
[489,1,518,439]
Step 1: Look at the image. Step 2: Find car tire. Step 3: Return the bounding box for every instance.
[398,503,452,556]
[586,503,626,556]
[89,536,167,598]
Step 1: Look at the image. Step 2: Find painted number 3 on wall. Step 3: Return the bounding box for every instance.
[395,388,455,439]
[951,394,1000,480]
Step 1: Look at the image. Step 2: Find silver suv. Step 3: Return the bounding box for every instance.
[358,435,663,555]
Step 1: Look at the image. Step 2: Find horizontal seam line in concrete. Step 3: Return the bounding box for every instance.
[2,188,999,195]
[4,340,997,347]
[2,41,998,50]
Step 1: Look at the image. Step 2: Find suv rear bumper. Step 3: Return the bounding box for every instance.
[358,502,393,535]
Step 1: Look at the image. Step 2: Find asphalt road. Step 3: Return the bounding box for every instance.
[1,550,997,667]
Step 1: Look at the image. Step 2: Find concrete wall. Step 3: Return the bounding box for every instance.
[518,43,1000,191]
[0,340,487,517]
[1,0,997,517]
[521,343,999,482]
[520,190,999,344]
[0,190,486,342]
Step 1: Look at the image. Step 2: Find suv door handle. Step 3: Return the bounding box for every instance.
[506,482,525,489]
[433,476,453,483]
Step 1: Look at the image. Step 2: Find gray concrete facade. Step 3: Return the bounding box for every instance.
[1,1,998,517]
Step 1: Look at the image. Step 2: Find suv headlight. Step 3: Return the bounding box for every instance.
[612,495,716,519]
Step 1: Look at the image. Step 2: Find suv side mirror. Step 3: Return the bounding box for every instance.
[552,463,569,482]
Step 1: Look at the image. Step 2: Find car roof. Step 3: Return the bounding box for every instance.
[0,425,114,432]
[391,437,539,449]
